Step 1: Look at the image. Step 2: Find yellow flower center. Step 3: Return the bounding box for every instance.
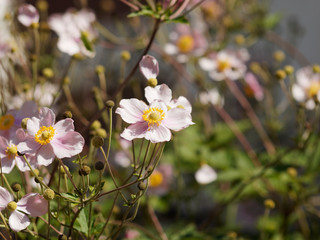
[7,201,17,211]
[6,144,18,159]
[307,81,320,98]
[0,114,14,131]
[142,107,165,129]
[177,35,194,53]
[217,59,231,72]
[149,171,163,188]
[35,126,55,145]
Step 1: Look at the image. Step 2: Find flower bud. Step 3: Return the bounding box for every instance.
[313,64,320,73]
[273,50,285,62]
[287,167,297,178]
[44,188,55,200]
[63,111,73,119]
[30,54,37,62]
[42,67,54,78]
[63,77,70,85]
[275,69,286,80]
[96,128,107,138]
[58,234,68,240]
[60,165,69,175]
[264,199,275,209]
[21,118,29,129]
[234,34,245,45]
[35,177,43,184]
[79,165,91,176]
[36,0,48,11]
[106,100,115,108]
[250,62,260,74]
[138,182,146,190]
[90,120,101,130]
[72,53,85,60]
[95,65,105,74]
[121,51,131,61]
[30,22,39,29]
[30,169,39,177]
[11,183,21,192]
[284,65,294,75]
[92,136,104,148]
[95,161,104,171]
[147,78,158,87]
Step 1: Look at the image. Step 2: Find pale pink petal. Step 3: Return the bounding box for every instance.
[116,99,148,124]
[120,122,148,141]
[17,137,40,155]
[1,156,15,174]
[139,55,159,80]
[195,164,217,184]
[199,57,214,71]
[306,99,316,110]
[145,84,172,104]
[9,211,30,232]
[170,96,192,114]
[0,187,13,210]
[54,119,74,135]
[15,155,37,172]
[37,144,55,166]
[38,107,55,127]
[51,132,84,159]
[163,108,194,131]
[26,117,40,136]
[245,73,264,101]
[145,125,171,143]
[15,128,27,142]
[17,4,39,27]
[0,137,8,157]
[14,101,38,126]
[17,193,48,217]
[292,84,306,102]
[57,37,81,56]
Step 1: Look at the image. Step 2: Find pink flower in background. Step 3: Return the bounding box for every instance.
[0,187,47,232]
[17,4,39,27]
[0,129,37,173]
[195,163,217,185]
[139,55,159,81]
[164,24,208,63]
[48,9,97,57]
[116,96,194,143]
[145,84,192,114]
[18,107,85,166]
[292,66,320,110]
[244,72,264,101]
[199,49,249,81]
[148,164,173,196]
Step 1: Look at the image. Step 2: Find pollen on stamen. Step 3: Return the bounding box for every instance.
[6,144,18,159]
[142,107,165,130]
[35,126,55,145]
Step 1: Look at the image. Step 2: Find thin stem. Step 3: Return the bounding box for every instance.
[148,203,168,240]
[138,141,151,179]
[47,201,50,239]
[57,158,81,196]
[38,216,63,235]
[0,174,16,198]
[23,155,49,189]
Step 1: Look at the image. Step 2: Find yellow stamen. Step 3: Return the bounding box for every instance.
[35,126,55,145]
[0,114,14,131]
[177,35,194,53]
[7,201,17,211]
[217,59,231,72]
[149,171,163,187]
[307,81,320,98]
[142,107,165,130]
[6,144,18,159]
[176,105,185,109]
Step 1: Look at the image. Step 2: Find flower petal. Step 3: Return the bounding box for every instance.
[17,4,39,27]
[54,119,74,135]
[195,164,217,184]
[1,156,15,174]
[145,84,172,104]
[120,122,148,141]
[17,193,48,217]
[145,125,171,143]
[163,108,194,131]
[51,131,84,159]
[0,186,13,210]
[9,211,30,232]
[37,144,55,166]
[116,99,147,124]
[26,117,40,136]
[38,107,56,127]
[139,55,159,80]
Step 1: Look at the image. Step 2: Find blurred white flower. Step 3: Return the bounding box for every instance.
[195,164,217,185]
[199,88,224,107]
[17,4,39,27]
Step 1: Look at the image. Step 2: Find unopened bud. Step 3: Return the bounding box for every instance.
[284,65,294,75]
[44,188,55,200]
[264,199,275,209]
[42,68,54,78]
[121,51,131,61]
[273,50,285,62]
[95,161,104,171]
[106,100,115,108]
[58,234,68,240]
[90,120,101,130]
[313,64,320,73]
[30,22,39,29]
[275,69,286,80]
[36,0,48,11]
[250,62,260,74]
[96,128,107,138]
[30,169,39,177]
[30,54,37,62]
[138,182,146,190]
[92,136,104,148]
[95,65,105,74]
[234,34,245,45]
[35,176,43,184]
[63,111,73,119]
[72,53,84,60]
[59,165,69,175]
[63,77,70,85]
[79,165,91,176]
[11,183,21,192]
[287,167,297,178]
[22,83,31,92]
[147,78,158,87]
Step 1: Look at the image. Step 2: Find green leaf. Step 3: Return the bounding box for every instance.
[74,208,88,234]
[60,193,81,203]
[165,16,189,24]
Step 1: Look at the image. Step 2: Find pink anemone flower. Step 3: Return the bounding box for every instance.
[18,107,85,166]
[116,98,194,143]
[0,187,47,232]
[17,4,39,27]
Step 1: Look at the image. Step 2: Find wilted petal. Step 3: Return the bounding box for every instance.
[17,193,48,216]
[9,211,30,232]
[116,99,147,124]
[139,55,159,80]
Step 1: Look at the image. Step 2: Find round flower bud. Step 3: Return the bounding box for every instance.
[313,64,320,73]
[42,67,54,78]
[234,34,245,45]
[287,167,297,178]
[30,22,39,29]
[36,0,48,11]
[72,53,85,60]
[138,182,146,190]
[284,65,294,75]
[92,136,104,148]
[22,83,31,92]
[95,161,104,171]
[35,177,43,184]
[106,100,115,108]
[264,199,275,209]
[30,54,37,62]
[95,65,105,74]
[63,111,73,119]
[121,51,131,61]
[275,69,286,80]
[79,165,91,176]
[273,50,285,62]
[147,78,158,87]
[96,128,107,138]
[59,165,69,175]
[58,234,68,240]
[90,120,101,130]
[249,62,260,74]
[30,169,39,177]
[44,188,55,200]
[11,183,21,192]
[21,117,29,129]
[63,77,70,85]
[7,201,17,211]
